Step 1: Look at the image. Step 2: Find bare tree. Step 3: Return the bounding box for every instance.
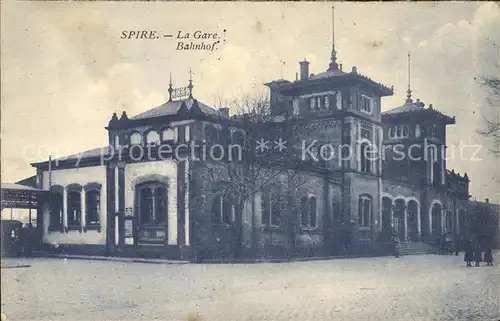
[476,38,500,157]
[194,92,306,259]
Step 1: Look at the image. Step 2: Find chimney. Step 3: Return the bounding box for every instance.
[485,198,489,203]
[218,108,230,117]
[299,60,309,81]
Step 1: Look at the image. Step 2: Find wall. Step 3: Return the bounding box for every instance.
[123,160,179,245]
[347,172,380,240]
[42,165,107,245]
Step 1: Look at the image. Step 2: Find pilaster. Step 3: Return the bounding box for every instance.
[81,190,86,233]
[63,187,68,233]
[117,162,126,251]
[177,160,186,247]
[105,162,116,255]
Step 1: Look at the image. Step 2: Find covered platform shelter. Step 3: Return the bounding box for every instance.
[1,182,48,229]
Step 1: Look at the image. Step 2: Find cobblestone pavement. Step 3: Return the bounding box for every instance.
[2,254,499,321]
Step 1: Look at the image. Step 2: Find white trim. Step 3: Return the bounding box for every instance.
[381,193,395,201]
[300,90,339,99]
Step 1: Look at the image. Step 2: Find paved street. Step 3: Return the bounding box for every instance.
[1,254,499,321]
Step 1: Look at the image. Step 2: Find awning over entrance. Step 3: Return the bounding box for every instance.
[1,183,48,210]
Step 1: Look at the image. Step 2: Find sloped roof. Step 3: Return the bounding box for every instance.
[266,68,393,96]
[131,98,218,120]
[382,99,455,124]
[383,101,425,115]
[1,183,44,192]
[31,146,110,167]
[309,69,347,80]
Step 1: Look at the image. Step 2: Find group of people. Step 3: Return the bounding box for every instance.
[463,244,494,267]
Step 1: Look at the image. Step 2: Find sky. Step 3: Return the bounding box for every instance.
[1,1,499,202]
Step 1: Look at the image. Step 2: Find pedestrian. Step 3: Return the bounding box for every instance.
[453,234,461,256]
[483,248,493,266]
[464,242,473,267]
[474,246,482,267]
[393,232,401,258]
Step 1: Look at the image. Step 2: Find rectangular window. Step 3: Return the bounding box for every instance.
[271,194,282,226]
[85,190,101,225]
[358,197,371,227]
[49,193,63,230]
[67,192,82,228]
[178,125,185,143]
[262,195,270,225]
[310,98,316,110]
[184,125,190,142]
[324,96,329,109]
[360,95,372,114]
[222,200,232,224]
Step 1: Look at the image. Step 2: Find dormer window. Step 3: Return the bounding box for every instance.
[162,128,175,141]
[130,132,142,145]
[360,95,372,114]
[146,130,160,145]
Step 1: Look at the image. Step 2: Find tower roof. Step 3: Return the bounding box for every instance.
[382,99,456,124]
[131,98,218,120]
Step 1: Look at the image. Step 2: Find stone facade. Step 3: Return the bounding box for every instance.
[29,38,482,260]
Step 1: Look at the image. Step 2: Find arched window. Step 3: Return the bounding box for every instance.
[360,142,372,173]
[402,125,410,137]
[431,203,442,236]
[211,195,231,225]
[232,131,245,146]
[136,182,168,226]
[445,210,452,233]
[389,127,395,138]
[146,130,160,145]
[85,185,101,227]
[115,135,121,149]
[130,132,142,145]
[162,128,175,141]
[300,195,317,228]
[415,124,421,138]
[396,125,402,138]
[358,195,372,227]
[262,191,283,226]
[230,131,245,161]
[67,187,82,230]
[205,124,219,142]
[48,185,64,231]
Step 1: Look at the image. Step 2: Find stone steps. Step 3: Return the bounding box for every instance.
[399,241,436,255]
